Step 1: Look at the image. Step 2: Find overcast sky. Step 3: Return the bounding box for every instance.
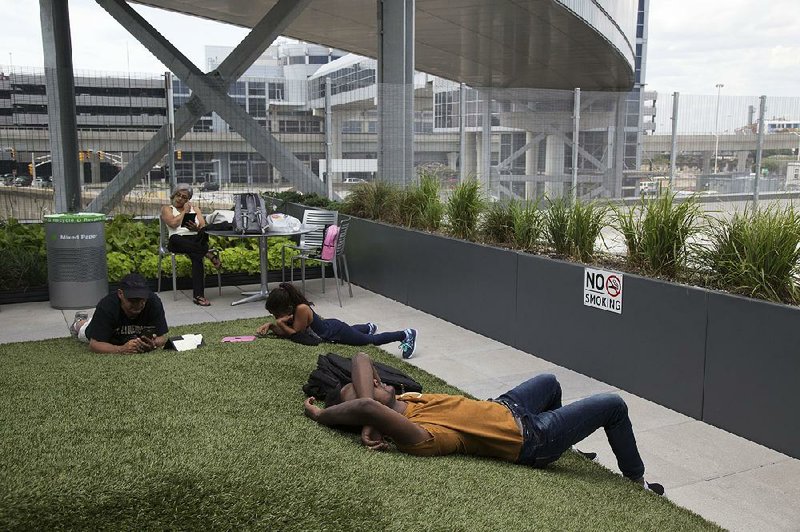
[0,0,797,99]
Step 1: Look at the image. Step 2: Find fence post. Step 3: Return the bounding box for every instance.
[459,82,466,183]
[753,95,767,209]
[164,71,177,191]
[324,76,333,200]
[572,87,580,203]
[669,92,679,189]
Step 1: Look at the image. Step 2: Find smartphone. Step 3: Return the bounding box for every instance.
[139,326,157,339]
[181,212,197,228]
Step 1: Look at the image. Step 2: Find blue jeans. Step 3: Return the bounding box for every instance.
[496,374,645,480]
[312,319,405,346]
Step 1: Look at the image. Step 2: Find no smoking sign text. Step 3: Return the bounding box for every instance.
[583,267,623,314]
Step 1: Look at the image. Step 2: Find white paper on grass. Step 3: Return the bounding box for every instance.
[168,334,203,351]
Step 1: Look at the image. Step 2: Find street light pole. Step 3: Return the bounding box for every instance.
[713,83,724,174]
[792,132,800,162]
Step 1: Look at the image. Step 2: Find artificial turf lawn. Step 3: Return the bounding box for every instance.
[0,317,721,531]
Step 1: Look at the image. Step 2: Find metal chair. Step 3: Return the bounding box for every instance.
[157,218,221,301]
[281,208,338,287]
[292,217,352,307]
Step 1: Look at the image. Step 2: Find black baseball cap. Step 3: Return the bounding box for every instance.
[119,273,151,299]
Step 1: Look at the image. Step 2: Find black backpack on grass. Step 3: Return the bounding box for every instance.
[302,352,422,401]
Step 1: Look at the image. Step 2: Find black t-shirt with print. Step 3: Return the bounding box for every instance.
[85,292,169,345]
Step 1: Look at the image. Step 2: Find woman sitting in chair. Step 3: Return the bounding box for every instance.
[160,183,221,307]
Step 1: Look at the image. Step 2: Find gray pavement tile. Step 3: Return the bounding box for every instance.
[667,458,800,532]
[452,347,558,380]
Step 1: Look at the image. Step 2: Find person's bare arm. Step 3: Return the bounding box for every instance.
[304,397,429,446]
[272,304,313,336]
[352,352,378,399]
[160,204,185,230]
[89,337,151,354]
[351,353,391,450]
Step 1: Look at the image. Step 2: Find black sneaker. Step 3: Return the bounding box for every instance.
[400,329,417,359]
[645,482,665,496]
[574,448,597,461]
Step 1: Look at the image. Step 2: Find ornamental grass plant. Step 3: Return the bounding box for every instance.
[445,178,484,240]
[510,198,545,251]
[341,180,400,223]
[697,205,800,303]
[544,196,607,261]
[568,199,608,262]
[613,193,703,278]
[398,172,444,231]
[545,196,571,256]
[481,200,515,244]
[0,318,720,531]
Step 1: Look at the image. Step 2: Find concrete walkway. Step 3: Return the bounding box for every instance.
[2,279,798,531]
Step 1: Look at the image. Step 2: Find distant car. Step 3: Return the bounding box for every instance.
[1,174,15,186]
[343,177,367,184]
[13,175,33,187]
[200,181,220,191]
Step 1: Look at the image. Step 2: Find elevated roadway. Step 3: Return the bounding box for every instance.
[132,0,636,90]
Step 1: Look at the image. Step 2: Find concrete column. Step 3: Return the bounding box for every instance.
[40,0,81,212]
[330,114,343,184]
[446,152,458,171]
[544,135,565,198]
[464,132,477,179]
[524,131,540,200]
[377,0,414,186]
[701,151,712,175]
[736,151,750,173]
[480,91,491,191]
[90,151,101,184]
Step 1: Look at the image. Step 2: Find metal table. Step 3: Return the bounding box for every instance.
[207,225,320,306]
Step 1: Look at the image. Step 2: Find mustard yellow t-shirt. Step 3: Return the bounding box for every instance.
[395,393,523,462]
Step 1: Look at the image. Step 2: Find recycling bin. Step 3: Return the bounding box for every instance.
[44,213,108,309]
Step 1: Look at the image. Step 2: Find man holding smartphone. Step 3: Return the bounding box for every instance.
[69,273,169,354]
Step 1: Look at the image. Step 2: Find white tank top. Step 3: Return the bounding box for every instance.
[167,205,198,237]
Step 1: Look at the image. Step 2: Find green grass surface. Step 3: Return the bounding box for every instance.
[0,318,720,531]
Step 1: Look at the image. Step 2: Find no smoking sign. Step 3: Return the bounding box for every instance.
[583,267,623,314]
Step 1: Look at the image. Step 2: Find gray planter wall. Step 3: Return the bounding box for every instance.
[704,293,800,458]
[343,215,800,459]
[514,254,708,418]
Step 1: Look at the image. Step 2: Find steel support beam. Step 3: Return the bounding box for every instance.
[89,0,317,213]
[40,0,81,212]
[377,0,414,186]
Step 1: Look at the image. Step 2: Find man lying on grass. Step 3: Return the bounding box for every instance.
[69,273,169,354]
[304,353,664,495]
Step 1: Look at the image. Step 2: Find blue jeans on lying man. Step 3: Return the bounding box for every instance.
[495,373,645,480]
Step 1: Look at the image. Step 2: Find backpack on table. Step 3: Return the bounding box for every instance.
[233,193,269,234]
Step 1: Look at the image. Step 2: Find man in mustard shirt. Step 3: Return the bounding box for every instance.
[303,353,663,495]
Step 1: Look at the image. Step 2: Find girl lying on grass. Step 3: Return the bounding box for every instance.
[256,282,418,359]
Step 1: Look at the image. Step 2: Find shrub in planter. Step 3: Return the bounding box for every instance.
[613,192,703,277]
[0,218,47,290]
[567,199,608,262]
[481,200,515,244]
[399,173,444,231]
[545,196,571,256]
[342,181,400,222]
[544,197,607,261]
[698,205,800,303]
[445,178,484,241]
[510,199,545,251]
